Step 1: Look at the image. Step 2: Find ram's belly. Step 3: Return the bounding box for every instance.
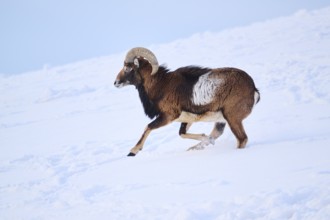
[175,111,225,123]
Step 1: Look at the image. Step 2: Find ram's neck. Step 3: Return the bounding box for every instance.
[136,83,160,119]
[136,66,171,119]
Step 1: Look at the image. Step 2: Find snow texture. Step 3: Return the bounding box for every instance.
[1,7,330,220]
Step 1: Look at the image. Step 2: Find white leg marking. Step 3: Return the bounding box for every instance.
[187,137,215,151]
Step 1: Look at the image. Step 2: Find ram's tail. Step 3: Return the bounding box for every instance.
[254,88,260,106]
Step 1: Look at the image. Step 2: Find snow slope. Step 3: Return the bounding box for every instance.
[1,6,330,220]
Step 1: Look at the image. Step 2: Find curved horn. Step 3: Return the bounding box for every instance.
[125,47,159,75]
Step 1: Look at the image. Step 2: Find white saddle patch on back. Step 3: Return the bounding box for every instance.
[192,72,223,105]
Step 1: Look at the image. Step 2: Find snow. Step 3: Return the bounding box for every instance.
[1,6,330,220]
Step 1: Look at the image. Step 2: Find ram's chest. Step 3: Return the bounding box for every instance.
[175,111,226,123]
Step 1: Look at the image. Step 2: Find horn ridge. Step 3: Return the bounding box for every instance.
[125,47,159,75]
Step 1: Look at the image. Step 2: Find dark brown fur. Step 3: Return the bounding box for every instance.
[115,58,260,156]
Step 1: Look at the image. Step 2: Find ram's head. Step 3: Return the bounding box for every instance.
[114,47,159,88]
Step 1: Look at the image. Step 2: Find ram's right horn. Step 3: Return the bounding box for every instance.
[125,47,159,75]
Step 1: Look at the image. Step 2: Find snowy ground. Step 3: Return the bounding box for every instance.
[1,6,330,220]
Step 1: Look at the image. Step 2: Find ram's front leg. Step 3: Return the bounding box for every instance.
[128,115,173,156]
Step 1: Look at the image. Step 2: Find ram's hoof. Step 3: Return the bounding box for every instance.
[209,137,215,145]
[187,143,205,151]
[127,152,136,157]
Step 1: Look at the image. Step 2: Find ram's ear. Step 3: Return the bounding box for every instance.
[134,58,139,68]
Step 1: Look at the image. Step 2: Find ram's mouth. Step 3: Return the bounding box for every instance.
[114,80,129,88]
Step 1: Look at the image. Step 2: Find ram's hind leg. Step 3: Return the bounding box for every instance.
[188,122,226,150]
[179,122,225,151]
[210,122,226,141]
[225,116,248,149]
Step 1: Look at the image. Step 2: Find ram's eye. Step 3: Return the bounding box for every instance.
[124,66,132,72]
